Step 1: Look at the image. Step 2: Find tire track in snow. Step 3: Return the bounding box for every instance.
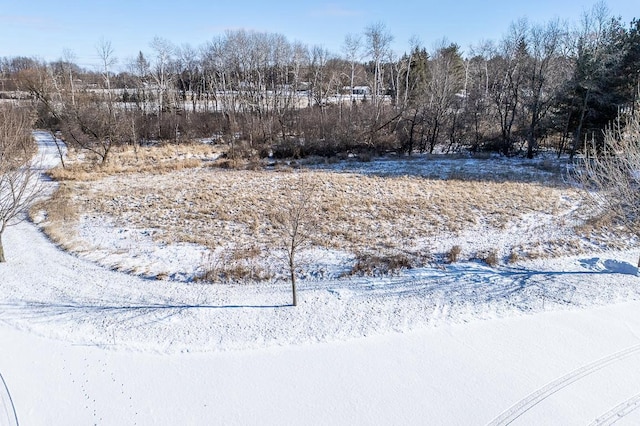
[588,392,640,426]
[487,344,640,426]
[0,373,19,426]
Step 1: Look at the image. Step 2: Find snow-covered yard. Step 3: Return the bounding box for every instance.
[1,131,640,425]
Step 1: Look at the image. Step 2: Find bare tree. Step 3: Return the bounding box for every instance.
[487,19,529,155]
[272,175,320,306]
[308,46,334,140]
[61,48,77,108]
[52,41,124,165]
[576,108,640,267]
[97,38,117,96]
[59,94,127,165]
[127,51,151,113]
[0,105,42,262]
[175,43,200,114]
[343,33,362,105]
[365,22,393,107]
[150,36,176,138]
[522,20,566,158]
[422,40,465,153]
[569,1,614,158]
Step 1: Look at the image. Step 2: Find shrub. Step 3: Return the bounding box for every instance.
[349,252,413,276]
[446,245,462,263]
[197,246,272,283]
[481,249,500,267]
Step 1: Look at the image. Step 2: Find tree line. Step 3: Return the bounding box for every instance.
[1,3,638,164]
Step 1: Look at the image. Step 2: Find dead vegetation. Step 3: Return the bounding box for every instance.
[349,252,417,276]
[51,169,572,252]
[47,142,224,181]
[478,249,500,267]
[32,142,635,279]
[197,245,273,283]
[30,183,80,251]
[446,245,462,263]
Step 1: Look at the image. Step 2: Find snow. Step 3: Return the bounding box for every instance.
[76,215,209,281]
[307,151,567,182]
[2,131,640,424]
[4,298,640,425]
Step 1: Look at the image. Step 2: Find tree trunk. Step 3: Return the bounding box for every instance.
[407,114,416,156]
[0,233,5,263]
[291,272,297,306]
[290,255,297,306]
[570,88,591,160]
[526,131,536,159]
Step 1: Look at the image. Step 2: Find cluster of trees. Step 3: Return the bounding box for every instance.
[0,4,638,164]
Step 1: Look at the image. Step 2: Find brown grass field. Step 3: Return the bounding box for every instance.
[32,142,631,278]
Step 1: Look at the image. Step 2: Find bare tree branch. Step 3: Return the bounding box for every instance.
[272,175,320,306]
[575,107,640,267]
[0,104,43,262]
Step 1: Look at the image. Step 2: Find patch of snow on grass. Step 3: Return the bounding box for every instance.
[76,215,208,281]
[308,151,567,182]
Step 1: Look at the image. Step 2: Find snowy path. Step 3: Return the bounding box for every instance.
[1,131,640,424]
[488,343,640,425]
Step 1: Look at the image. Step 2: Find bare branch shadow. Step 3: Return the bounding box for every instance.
[330,258,637,306]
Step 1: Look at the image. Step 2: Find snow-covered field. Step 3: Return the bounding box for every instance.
[1,131,640,425]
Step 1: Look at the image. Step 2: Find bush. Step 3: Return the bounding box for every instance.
[349,252,413,276]
[507,249,520,264]
[446,245,462,263]
[480,249,500,267]
[197,246,272,283]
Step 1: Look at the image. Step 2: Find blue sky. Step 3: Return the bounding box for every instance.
[0,0,637,69]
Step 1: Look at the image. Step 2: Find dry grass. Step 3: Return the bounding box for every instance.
[37,164,584,262]
[197,245,273,283]
[47,142,223,181]
[479,249,500,267]
[575,211,617,237]
[507,249,520,264]
[349,252,415,276]
[446,245,462,263]
[30,183,80,250]
[35,141,634,271]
